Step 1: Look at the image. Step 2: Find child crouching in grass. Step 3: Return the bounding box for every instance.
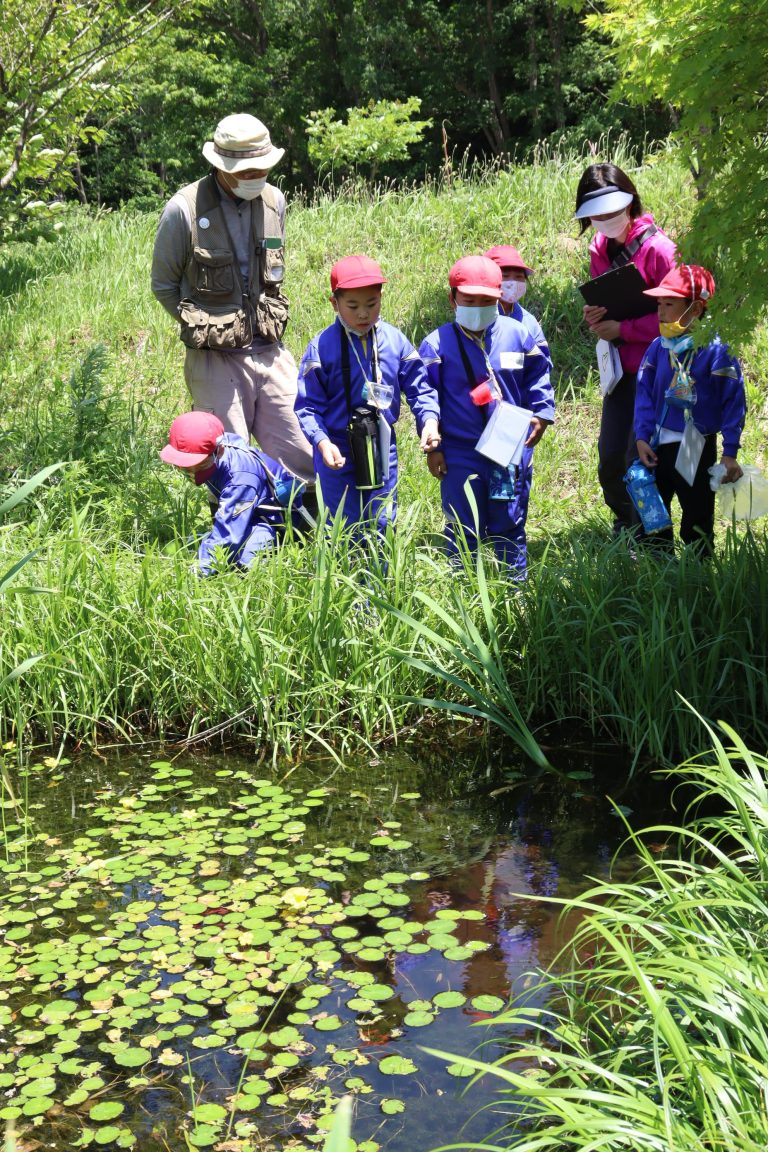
[635,264,746,556]
[295,255,440,540]
[160,411,307,575]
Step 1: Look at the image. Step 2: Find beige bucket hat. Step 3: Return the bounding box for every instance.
[202,114,285,173]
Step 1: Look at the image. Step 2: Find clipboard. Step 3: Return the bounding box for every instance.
[579,263,657,321]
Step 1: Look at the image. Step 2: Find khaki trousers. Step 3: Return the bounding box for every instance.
[184,342,314,482]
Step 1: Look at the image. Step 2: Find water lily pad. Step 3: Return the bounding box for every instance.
[314,1014,343,1032]
[380,1098,405,1115]
[470,995,505,1013]
[378,1055,417,1076]
[187,1125,219,1147]
[404,1010,434,1027]
[433,991,466,1009]
[113,1048,149,1068]
[194,1103,227,1124]
[90,1101,124,1121]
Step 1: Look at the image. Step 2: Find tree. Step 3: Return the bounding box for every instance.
[305,98,432,181]
[577,0,768,340]
[0,0,199,219]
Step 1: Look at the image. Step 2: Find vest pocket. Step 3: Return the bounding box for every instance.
[193,246,235,295]
[263,244,285,284]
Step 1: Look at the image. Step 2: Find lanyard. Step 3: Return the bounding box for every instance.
[340,326,379,418]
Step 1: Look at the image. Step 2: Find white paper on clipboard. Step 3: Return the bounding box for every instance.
[475,401,533,468]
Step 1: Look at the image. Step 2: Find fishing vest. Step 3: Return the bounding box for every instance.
[178,173,285,311]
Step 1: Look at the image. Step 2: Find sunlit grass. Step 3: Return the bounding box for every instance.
[0,139,766,761]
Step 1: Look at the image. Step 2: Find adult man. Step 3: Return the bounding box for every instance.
[151,113,314,481]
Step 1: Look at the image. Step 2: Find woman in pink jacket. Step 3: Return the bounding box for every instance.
[575,163,677,535]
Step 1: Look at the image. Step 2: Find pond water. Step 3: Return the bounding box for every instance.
[0,737,663,1152]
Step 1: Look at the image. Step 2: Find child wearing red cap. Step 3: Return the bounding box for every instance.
[160,411,307,575]
[634,264,746,554]
[295,255,440,536]
[484,245,550,356]
[419,255,555,577]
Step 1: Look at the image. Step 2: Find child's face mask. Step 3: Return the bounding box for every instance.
[659,302,696,339]
[454,303,498,332]
[500,279,527,305]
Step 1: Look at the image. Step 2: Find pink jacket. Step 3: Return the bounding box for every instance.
[589,213,677,374]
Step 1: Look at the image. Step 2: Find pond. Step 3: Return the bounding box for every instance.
[0,738,661,1152]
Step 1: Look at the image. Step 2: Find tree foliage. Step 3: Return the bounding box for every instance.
[581,0,768,339]
[72,0,669,207]
[0,0,198,223]
[305,98,432,180]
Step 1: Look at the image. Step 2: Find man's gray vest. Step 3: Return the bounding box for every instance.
[179,173,284,311]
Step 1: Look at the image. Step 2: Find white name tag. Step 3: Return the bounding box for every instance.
[499,351,524,371]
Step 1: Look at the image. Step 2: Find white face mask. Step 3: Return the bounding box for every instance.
[500,279,527,305]
[454,303,498,332]
[234,176,267,201]
[591,211,630,239]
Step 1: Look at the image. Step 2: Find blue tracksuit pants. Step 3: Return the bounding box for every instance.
[440,439,533,576]
[314,436,398,539]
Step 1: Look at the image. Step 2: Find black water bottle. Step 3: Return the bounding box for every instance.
[347,407,383,490]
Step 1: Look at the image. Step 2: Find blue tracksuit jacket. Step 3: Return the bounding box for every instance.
[419,314,555,573]
[635,336,745,457]
[296,318,439,529]
[196,435,302,575]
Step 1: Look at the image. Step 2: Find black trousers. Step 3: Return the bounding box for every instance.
[650,435,718,556]
[598,371,640,533]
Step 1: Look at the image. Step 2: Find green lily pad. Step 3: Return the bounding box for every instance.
[378,1055,417,1075]
[404,1010,434,1027]
[470,995,505,1013]
[433,991,466,1009]
[314,1015,343,1032]
[380,1098,405,1115]
[194,1103,227,1123]
[90,1101,125,1121]
[113,1048,149,1068]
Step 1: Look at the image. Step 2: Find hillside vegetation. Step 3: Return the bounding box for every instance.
[1,142,766,766]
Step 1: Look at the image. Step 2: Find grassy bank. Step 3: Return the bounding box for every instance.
[445,721,768,1151]
[1,139,766,764]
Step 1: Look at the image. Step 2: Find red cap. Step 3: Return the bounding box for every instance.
[644,264,716,302]
[330,255,387,292]
[160,411,224,467]
[484,245,534,276]
[449,255,502,299]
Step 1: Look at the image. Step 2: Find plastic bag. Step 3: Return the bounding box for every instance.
[708,463,768,521]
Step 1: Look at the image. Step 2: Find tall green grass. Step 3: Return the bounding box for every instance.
[0,138,766,761]
[429,720,768,1151]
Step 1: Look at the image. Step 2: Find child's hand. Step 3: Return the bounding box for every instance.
[636,440,657,468]
[427,450,447,480]
[720,455,743,483]
[420,419,441,453]
[525,417,550,447]
[318,439,345,469]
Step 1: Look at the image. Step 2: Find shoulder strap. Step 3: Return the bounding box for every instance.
[453,324,495,425]
[179,174,221,252]
[341,328,353,420]
[453,324,479,389]
[610,224,658,270]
